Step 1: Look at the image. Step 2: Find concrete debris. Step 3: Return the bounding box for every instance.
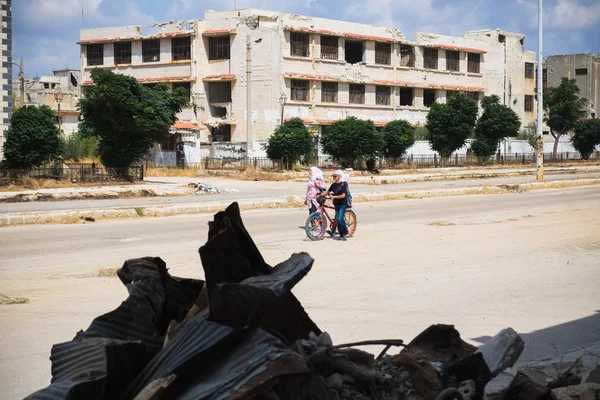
[190,182,240,195]
[476,328,525,377]
[24,202,600,399]
[482,367,518,400]
[552,382,600,400]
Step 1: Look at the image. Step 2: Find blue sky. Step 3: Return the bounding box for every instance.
[13,0,600,77]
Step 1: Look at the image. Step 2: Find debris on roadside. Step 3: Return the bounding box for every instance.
[0,294,30,305]
[25,202,597,399]
[189,182,240,195]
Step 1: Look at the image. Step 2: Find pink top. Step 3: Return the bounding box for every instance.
[306,178,326,209]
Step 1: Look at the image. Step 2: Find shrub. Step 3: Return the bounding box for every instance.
[320,117,384,168]
[264,118,314,168]
[382,119,415,159]
[572,119,600,160]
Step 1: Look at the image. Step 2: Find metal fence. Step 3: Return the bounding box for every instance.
[0,164,144,183]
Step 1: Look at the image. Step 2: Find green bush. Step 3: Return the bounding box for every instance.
[62,135,100,162]
[264,118,314,168]
[1,105,63,169]
[382,119,415,159]
[516,122,538,150]
[572,119,600,160]
[320,117,384,168]
[470,137,498,163]
[475,95,521,141]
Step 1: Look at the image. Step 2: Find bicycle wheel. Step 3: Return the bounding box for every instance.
[344,209,357,237]
[305,211,326,241]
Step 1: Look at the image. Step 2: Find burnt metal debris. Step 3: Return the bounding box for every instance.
[27,202,566,399]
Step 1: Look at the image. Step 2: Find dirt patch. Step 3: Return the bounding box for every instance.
[97,268,118,277]
[0,189,171,203]
[427,221,456,226]
[0,294,30,305]
[1,178,138,192]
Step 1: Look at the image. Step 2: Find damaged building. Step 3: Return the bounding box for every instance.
[78,9,537,163]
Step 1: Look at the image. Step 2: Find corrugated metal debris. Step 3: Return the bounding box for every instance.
[27,202,562,400]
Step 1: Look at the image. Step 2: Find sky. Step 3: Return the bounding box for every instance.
[12,0,600,77]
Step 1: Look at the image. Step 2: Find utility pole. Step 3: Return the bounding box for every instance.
[19,58,24,108]
[536,0,544,182]
[246,35,252,158]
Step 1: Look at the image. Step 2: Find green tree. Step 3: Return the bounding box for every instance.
[571,119,600,160]
[320,117,384,168]
[427,94,478,162]
[382,119,415,159]
[544,77,588,158]
[516,121,538,150]
[1,105,63,169]
[77,69,188,168]
[264,118,314,168]
[472,95,521,161]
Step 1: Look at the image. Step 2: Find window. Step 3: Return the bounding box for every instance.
[445,50,460,72]
[399,45,415,67]
[212,125,232,142]
[291,79,309,101]
[291,32,309,57]
[498,34,506,43]
[44,83,50,89]
[543,68,548,83]
[172,37,191,61]
[142,39,160,63]
[468,53,481,74]
[424,89,436,107]
[209,81,232,103]
[400,88,413,106]
[114,42,132,64]
[466,91,479,102]
[423,48,438,70]
[87,44,104,66]
[349,84,365,104]
[575,68,588,76]
[524,95,534,112]
[321,82,338,103]
[172,82,191,101]
[446,90,458,100]
[320,36,339,60]
[345,40,363,64]
[209,36,230,60]
[525,62,534,79]
[376,86,391,105]
[375,42,391,65]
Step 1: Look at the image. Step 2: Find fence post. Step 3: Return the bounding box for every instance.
[434,154,438,168]
[522,154,525,164]
[141,165,144,181]
[561,153,564,162]
[455,154,458,166]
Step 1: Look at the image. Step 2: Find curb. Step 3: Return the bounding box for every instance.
[1,178,599,227]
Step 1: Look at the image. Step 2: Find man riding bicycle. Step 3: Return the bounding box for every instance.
[317,170,350,241]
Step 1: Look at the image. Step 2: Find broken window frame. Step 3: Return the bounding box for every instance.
[524,95,534,112]
[376,86,391,106]
[525,62,535,79]
[424,89,436,108]
[209,81,232,103]
[209,36,231,61]
[349,84,365,104]
[290,79,309,102]
[445,50,460,72]
[87,44,104,66]
[423,48,439,70]
[575,68,588,76]
[172,37,191,61]
[375,42,392,65]
[467,53,481,74]
[212,125,232,142]
[321,82,338,103]
[344,40,364,64]
[400,88,414,106]
[172,81,191,101]
[114,42,132,65]
[290,32,310,58]
[320,36,339,60]
[142,39,161,63]
[399,45,415,67]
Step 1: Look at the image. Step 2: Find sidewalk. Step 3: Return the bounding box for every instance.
[1,176,599,227]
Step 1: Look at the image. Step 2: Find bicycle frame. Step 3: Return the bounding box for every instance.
[317,202,338,228]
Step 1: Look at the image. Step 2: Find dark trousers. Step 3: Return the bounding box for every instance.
[334,203,348,237]
[309,204,317,214]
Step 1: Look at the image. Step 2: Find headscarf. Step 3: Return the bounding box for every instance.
[333,169,349,182]
[309,167,324,182]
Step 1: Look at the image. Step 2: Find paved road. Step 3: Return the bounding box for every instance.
[1,172,599,214]
[1,187,599,399]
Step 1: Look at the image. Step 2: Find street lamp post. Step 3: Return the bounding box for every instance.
[536,0,544,182]
[54,90,64,136]
[279,93,287,123]
[11,58,24,108]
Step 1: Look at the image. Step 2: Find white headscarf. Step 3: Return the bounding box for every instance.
[334,169,349,182]
[309,167,324,182]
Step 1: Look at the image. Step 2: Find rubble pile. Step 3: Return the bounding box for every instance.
[26,202,600,400]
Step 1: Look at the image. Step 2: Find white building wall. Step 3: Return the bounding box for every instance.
[0,0,11,158]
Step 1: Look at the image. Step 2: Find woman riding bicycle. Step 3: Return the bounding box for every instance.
[318,170,350,241]
[305,167,327,215]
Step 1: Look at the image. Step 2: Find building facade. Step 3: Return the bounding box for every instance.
[1,0,11,157]
[13,69,82,136]
[544,54,600,120]
[79,9,537,161]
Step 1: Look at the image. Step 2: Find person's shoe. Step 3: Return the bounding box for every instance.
[339,235,347,241]
[327,230,334,237]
